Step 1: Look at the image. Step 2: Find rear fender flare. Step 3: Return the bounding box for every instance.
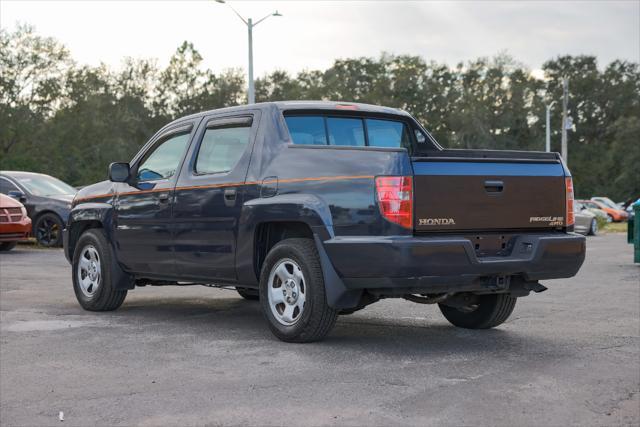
[236,194,359,308]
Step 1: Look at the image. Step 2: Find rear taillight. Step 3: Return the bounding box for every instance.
[566,177,575,226]
[375,176,413,229]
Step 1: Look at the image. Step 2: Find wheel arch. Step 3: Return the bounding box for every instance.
[236,194,361,310]
[67,219,104,263]
[32,209,63,229]
[66,202,115,262]
[252,221,314,281]
[236,193,335,286]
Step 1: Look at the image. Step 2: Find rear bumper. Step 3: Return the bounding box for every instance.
[322,232,586,291]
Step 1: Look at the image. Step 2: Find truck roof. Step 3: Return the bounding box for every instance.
[172,101,410,126]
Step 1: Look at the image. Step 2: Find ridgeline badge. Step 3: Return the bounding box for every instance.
[419,218,456,226]
[530,216,564,226]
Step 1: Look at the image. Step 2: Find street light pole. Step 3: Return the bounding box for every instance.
[561,76,569,163]
[545,101,556,152]
[247,18,254,104]
[215,0,282,104]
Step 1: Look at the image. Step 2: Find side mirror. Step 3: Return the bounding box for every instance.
[109,162,130,183]
[7,190,26,204]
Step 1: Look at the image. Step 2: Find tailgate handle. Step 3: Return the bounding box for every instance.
[484,180,504,193]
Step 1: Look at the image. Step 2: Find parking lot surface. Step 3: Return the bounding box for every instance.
[1,232,638,426]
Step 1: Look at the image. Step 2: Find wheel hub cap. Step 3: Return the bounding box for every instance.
[77,245,101,298]
[282,279,299,304]
[267,259,306,326]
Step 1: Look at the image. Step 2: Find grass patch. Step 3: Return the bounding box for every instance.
[602,222,628,233]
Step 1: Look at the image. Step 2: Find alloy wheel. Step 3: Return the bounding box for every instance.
[267,258,307,326]
[36,217,60,246]
[77,245,101,298]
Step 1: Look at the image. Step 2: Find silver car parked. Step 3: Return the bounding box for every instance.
[574,202,598,236]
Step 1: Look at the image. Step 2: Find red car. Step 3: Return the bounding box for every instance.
[0,193,31,251]
[581,199,629,222]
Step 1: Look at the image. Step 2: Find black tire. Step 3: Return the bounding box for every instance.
[0,242,18,251]
[439,293,516,329]
[34,212,64,247]
[236,287,259,300]
[588,218,598,236]
[72,229,127,311]
[259,238,338,343]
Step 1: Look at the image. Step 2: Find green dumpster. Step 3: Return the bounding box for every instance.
[634,202,640,263]
[629,210,634,244]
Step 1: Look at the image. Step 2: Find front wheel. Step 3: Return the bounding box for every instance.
[72,229,127,311]
[439,293,516,329]
[34,213,64,247]
[588,218,598,236]
[259,238,338,343]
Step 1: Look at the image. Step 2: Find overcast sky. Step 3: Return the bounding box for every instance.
[1,0,638,76]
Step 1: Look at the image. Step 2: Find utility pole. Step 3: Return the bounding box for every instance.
[545,101,556,152]
[561,76,569,163]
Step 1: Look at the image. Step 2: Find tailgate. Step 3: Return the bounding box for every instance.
[412,151,567,232]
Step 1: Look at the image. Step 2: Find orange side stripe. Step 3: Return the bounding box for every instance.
[74,175,374,203]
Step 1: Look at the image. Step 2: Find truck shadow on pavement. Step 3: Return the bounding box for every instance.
[106,295,565,359]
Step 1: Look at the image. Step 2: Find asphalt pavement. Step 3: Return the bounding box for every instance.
[0,232,638,426]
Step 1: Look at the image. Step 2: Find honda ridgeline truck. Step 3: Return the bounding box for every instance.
[64,101,586,342]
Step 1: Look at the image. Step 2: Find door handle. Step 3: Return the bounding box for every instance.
[158,193,171,203]
[224,189,237,200]
[484,180,504,193]
[224,188,237,207]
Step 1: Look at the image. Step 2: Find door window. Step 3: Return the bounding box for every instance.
[195,125,251,174]
[136,133,190,181]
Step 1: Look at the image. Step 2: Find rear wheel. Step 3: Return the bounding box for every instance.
[439,293,516,329]
[236,287,259,300]
[259,238,338,343]
[72,229,127,311]
[34,213,63,247]
[588,218,598,235]
[0,242,17,251]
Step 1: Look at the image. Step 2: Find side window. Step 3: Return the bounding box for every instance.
[326,117,365,146]
[284,116,327,145]
[195,125,251,174]
[0,178,19,194]
[366,119,411,148]
[137,133,190,181]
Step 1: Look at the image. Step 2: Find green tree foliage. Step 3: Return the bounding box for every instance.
[0,25,71,159]
[1,27,637,200]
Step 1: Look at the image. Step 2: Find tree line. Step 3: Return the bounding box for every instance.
[1,25,638,200]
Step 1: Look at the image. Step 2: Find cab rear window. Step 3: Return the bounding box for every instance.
[284,115,411,149]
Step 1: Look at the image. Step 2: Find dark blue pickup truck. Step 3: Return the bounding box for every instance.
[64,101,585,342]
